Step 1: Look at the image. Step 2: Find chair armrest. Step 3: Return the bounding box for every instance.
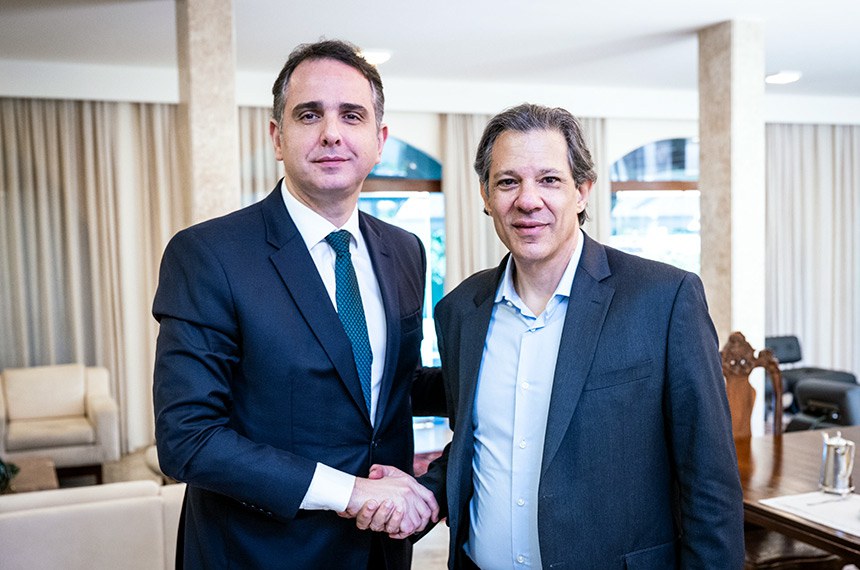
[794,378,860,426]
[86,393,120,462]
[85,368,120,463]
[0,377,7,454]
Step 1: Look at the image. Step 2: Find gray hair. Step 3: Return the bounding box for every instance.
[271,39,384,129]
[474,103,597,225]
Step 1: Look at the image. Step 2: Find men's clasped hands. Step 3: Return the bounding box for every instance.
[340,464,439,539]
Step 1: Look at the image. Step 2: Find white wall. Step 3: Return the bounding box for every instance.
[606,118,698,163]
[384,112,441,161]
[3,60,860,125]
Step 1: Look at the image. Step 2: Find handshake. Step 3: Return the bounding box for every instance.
[339,464,440,539]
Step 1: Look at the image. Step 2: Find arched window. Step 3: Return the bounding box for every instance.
[358,137,444,366]
[608,138,700,273]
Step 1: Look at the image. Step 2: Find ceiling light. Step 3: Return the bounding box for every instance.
[765,70,802,85]
[360,50,392,65]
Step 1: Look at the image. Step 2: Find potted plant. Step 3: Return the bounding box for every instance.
[0,458,20,493]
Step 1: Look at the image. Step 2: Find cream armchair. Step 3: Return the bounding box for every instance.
[0,363,120,483]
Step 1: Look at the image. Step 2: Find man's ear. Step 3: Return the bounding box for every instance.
[375,124,389,164]
[269,119,284,161]
[481,186,492,216]
[576,180,594,212]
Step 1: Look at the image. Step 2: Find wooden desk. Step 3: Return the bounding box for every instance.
[738,425,860,562]
[4,457,59,493]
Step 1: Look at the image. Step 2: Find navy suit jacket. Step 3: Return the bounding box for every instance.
[421,233,744,569]
[153,186,442,569]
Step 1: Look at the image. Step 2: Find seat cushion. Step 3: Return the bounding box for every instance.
[5,417,95,451]
[2,364,86,420]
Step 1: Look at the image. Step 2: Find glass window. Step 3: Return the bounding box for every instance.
[608,138,700,274]
[362,139,449,451]
[358,191,445,366]
[608,190,700,273]
[369,137,442,180]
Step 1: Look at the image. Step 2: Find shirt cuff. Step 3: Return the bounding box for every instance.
[299,462,356,512]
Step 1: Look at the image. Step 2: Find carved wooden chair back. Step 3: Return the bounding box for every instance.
[721,331,784,438]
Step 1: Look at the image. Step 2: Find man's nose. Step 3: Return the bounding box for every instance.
[320,117,341,146]
[515,181,542,211]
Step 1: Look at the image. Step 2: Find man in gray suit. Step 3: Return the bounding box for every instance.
[359,103,744,568]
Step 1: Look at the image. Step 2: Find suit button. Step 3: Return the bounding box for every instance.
[371,439,379,448]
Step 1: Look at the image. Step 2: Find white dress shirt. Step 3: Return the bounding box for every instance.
[465,231,584,569]
[279,182,388,512]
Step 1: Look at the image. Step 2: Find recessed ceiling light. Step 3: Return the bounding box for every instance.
[765,70,802,85]
[360,50,392,65]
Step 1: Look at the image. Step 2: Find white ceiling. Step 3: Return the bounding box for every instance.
[1,0,858,98]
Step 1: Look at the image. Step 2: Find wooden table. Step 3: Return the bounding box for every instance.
[737,425,860,562]
[3,457,59,493]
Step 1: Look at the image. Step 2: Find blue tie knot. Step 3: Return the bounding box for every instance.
[325,230,352,256]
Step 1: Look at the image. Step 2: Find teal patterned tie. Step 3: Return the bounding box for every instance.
[325,230,373,413]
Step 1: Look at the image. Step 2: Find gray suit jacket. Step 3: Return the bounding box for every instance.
[420,233,744,569]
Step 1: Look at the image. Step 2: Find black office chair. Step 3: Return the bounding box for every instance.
[786,378,860,431]
[765,335,856,413]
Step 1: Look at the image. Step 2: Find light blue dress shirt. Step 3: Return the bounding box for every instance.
[465,232,584,569]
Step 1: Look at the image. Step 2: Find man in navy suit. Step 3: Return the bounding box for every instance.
[360,103,744,568]
[152,40,441,569]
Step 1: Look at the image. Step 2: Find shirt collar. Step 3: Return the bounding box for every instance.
[280,179,362,249]
[495,228,585,308]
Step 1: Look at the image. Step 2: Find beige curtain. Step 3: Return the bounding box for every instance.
[440,113,501,291]
[765,123,860,375]
[239,106,280,205]
[0,98,186,453]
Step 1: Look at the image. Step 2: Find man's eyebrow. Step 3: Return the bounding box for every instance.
[290,102,369,118]
[492,169,519,180]
[340,103,369,116]
[492,167,565,180]
[291,101,322,118]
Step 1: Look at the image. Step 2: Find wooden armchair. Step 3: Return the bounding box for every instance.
[721,332,843,569]
[722,331,784,438]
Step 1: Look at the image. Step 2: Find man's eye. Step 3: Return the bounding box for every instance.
[541,176,560,185]
[496,178,517,188]
[343,112,362,122]
[298,112,320,122]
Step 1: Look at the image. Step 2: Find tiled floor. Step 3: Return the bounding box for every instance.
[412,524,449,569]
[94,449,450,569]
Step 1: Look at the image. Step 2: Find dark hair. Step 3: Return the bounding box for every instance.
[271,39,384,129]
[474,103,597,225]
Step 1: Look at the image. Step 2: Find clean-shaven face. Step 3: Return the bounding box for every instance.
[483,128,592,274]
[270,58,387,213]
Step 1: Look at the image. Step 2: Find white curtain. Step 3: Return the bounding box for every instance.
[580,116,611,243]
[765,123,860,375]
[0,98,186,453]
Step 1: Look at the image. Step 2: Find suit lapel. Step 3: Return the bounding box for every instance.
[360,214,400,429]
[458,263,504,422]
[449,260,505,515]
[262,187,370,422]
[541,234,614,475]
